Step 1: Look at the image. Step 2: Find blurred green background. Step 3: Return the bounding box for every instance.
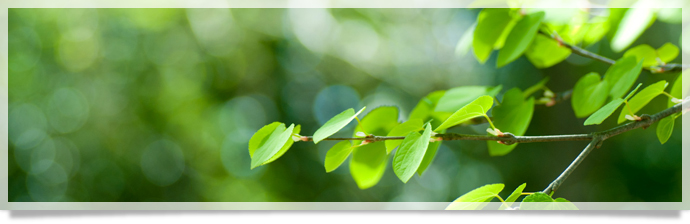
[8,8,683,202]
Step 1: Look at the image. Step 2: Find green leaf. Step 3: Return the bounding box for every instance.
[455,23,476,57]
[610,6,655,52]
[313,107,366,144]
[473,8,514,63]
[435,85,501,113]
[668,73,683,107]
[249,122,282,157]
[656,116,675,144]
[583,99,624,126]
[617,80,668,124]
[571,72,610,118]
[416,140,441,176]
[434,95,493,132]
[583,84,642,126]
[582,16,610,46]
[520,192,578,210]
[385,119,424,154]
[497,11,545,68]
[446,184,504,210]
[393,123,432,183]
[604,56,644,99]
[409,90,447,125]
[657,43,679,63]
[250,123,295,169]
[623,44,658,67]
[525,34,571,68]
[354,106,400,142]
[499,183,526,210]
[264,124,301,164]
[488,88,534,156]
[324,141,354,173]
[349,142,388,189]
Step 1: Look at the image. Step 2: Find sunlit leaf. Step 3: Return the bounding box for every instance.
[610,6,655,52]
[386,119,424,154]
[349,142,388,189]
[473,8,514,63]
[499,183,526,210]
[571,72,609,118]
[488,88,534,156]
[497,11,545,68]
[353,106,400,143]
[249,122,282,157]
[325,140,354,173]
[416,140,441,176]
[393,123,432,183]
[657,43,679,63]
[623,44,657,67]
[313,107,366,144]
[250,123,295,169]
[617,80,668,124]
[520,192,578,210]
[582,16,610,46]
[446,183,504,210]
[435,85,501,113]
[584,84,642,126]
[435,95,493,132]
[264,124,301,164]
[525,34,571,68]
[604,56,644,99]
[656,116,675,144]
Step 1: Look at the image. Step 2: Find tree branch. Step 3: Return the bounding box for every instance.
[542,101,685,195]
[542,31,688,74]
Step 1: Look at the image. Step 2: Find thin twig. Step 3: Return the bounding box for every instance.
[542,102,684,195]
[541,30,688,74]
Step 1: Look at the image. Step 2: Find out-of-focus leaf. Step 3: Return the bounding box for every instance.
[473,8,514,63]
[497,11,545,68]
[571,72,609,118]
[386,119,424,154]
[604,56,644,99]
[435,95,493,132]
[435,85,501,113]
[446,184,504,210]
[325,141,354,173]
[353,106,400,141]
[409,90,451,129]
[392,123,432,183]
[488,88,534,156]
[669,73,683,107]
[582,16,610,46]
[623,44,658,67]
[522,77,549,98]
[499,183,526,210]
[657,43,679,63]
[313,107,366,144]
[617,80,667,124]
[525,34,571,68]
[349,142,388,189]
[656,116,675,144]
[455,23,476,57]
[610,6,655,52]
[657,8,682,24]
[250,123,295,169]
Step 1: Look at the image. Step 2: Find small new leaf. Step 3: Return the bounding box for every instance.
[250,123,295,169]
